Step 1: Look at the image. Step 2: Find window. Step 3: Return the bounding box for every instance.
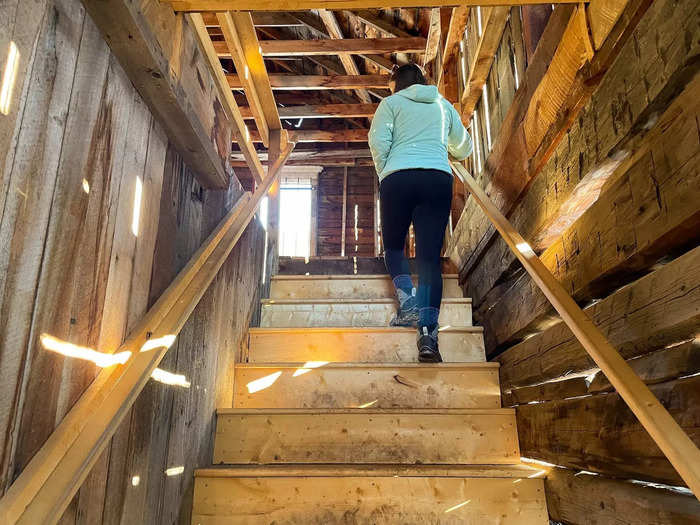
[279,185,312,257]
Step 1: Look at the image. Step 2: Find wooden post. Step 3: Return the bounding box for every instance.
[451,161,700,499]
[310,179,319,257]
[265,129,284,277]
[340,167,348,257]
[373,174,380,257]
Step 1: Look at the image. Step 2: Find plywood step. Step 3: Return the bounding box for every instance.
[260,298,472,327]
[233,363,501,409]
[192,465,548,524]
[270,274,462,300]
[213,408,519,465]
[246,326,485,363]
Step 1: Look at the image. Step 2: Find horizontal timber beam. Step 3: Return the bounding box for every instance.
[166,1,583,11]
[248,129,369,143]
[231,147,372,162]
[213,37,427,56]
[227,74,390,90]
[202,12,304,27]
[239,103,379,120]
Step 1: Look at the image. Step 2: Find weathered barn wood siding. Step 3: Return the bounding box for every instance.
[317,167,377,257]
[60,148,265,525]
[0,1,264,523]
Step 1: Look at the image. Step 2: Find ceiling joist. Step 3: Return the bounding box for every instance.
[213,37,426,57]
[239,103,379,120]
[227,74,390,90]
[248,128,369,143]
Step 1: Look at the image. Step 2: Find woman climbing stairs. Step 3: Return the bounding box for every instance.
[190,274,549,523]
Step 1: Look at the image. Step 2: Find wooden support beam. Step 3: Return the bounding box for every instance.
[546,467,700,525]
[227,74,390,91]
[347,10,413,38]
[167,1,583,11]
[290,12,396,74]
[451,161,700,498]
[318,10,372,104]
[239,103,379,120]
[203,12,306,27]
[341,167,348,256]
[232,147,372,162]
[248,129,368,143]
[438,7,470,87]
[81,0,231,188]
[217,12,271,147]
[0,137,295,525]
[459,7,510,119]
[188,13,265,184]
[214,37,427,57]
[423,8,442,66]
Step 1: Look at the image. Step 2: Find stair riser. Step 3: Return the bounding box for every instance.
[247,329,485,363]
[214,412,519,464]
[192,476,548,524]
[234,366,501,409]
[270,276,462,300]
[260,301,472,328]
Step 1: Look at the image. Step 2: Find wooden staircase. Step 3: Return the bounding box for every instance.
[191,274,549,524]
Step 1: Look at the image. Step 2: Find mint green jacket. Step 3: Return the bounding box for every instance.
[368,84,473,182]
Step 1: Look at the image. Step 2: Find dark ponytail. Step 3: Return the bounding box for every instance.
[390,63,427,93]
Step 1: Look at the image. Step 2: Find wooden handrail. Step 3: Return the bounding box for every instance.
[450,161,700,498]
[0,141,294,524]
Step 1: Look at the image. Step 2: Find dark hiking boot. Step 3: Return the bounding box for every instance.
[390,293,419,327]
[417,325,442,363]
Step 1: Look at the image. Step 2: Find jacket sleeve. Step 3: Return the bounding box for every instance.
[368,99,395,174]
[446,103,473,161]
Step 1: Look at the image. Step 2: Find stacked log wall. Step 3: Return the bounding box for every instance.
[448,0,700,522]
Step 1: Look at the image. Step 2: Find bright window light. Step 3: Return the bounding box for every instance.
[279,185,311,257]
[258,195,269,230]
[1,42,20,115]
[482,85,493,151]
[131,176,143,237]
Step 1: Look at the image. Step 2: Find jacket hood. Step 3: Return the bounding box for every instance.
[395,84,440,103]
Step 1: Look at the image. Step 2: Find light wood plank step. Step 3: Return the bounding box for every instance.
[260,298,472,328]
[270,273,462,300]
[246,326,486,363]
[192,465,548,524]
[213,408,519,465]
[195,463,549,478]
[233,362,501,409]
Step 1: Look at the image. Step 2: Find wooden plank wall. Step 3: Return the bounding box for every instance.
[0,1,265,523]
[316,167,377,257]
[445,0,700,521]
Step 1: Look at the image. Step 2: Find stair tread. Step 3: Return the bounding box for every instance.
[195,463,547,478]
[262,297,471,304]
[249,326,483,333]
[271,274,459,281]
[235,362,499,369]
[218,407,513,415]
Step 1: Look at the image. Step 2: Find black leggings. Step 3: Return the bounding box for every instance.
[380,169,452,310]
